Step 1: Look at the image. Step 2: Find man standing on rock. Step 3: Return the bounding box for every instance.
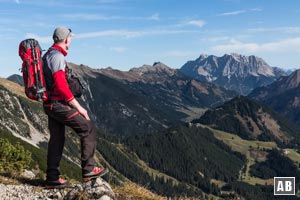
[43,27,108,188]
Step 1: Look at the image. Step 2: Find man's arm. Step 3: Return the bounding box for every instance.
[68,98,90,120]
[48,52,89,120]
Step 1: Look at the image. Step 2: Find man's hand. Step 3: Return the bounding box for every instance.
[68,99,90,120]
[77,106,90,120]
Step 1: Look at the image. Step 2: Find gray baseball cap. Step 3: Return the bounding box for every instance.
[53,27,74,42]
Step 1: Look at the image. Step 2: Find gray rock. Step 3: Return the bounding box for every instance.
[20,170,36,179]
[0,177,115,200]
[99,195,113,200]
[65,178,115,200]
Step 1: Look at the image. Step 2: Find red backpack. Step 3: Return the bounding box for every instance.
[18,39,48,102]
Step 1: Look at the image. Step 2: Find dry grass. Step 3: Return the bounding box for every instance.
[204,125,277,155]
[113,182,210,200]
[113,182,166,200]
[0,78,27,98]
[245,176,273,186]
[0,174,21,185]
[283,149,300,164]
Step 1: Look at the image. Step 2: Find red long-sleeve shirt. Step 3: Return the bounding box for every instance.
[44,44,74,102]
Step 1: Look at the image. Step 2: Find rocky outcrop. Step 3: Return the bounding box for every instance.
[65,178,115,200]
[0,177,115,200]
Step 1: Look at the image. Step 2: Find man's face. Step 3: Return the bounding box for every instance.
[66,37,71,50]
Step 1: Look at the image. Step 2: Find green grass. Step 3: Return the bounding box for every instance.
[200,125,277,154]
[199,125,278,186]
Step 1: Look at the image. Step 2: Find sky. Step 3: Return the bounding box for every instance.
[1,0,300,77]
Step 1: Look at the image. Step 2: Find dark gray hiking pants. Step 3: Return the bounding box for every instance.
[43,101,96,181]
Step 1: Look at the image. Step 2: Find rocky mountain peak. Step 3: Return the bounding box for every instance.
[229,53,242,59]
[261,69,300,92]
[7,74,24,86]
[228,54,273,77]
[67,63,99,78]
[129,62,176,76]
[284,69,300,89]
[198,54,208,60]
[76,61,178,83]
[180,53,287,95]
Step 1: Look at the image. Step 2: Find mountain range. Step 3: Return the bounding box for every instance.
[66,61,237,135]
[192,96,299,146]
[249,69,300,127]
[180,53,287,95]
[2,53,300,199]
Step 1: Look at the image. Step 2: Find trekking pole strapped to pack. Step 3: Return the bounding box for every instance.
[19,39,48,102]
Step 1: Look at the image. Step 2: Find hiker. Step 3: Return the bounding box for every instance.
[43,27,107,188]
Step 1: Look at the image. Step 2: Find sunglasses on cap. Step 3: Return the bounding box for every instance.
[67,29,73,38]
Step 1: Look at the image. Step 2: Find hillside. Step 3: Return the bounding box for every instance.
[8,63,237,135]
[0,79,221,198]
[0,78,26,98]
[2,66,300,199]
[249,69,300,126]
[7,74,24,86]
[198,125,300,199]
[0,80,48,147]
[67,62,236,135]
[180,53,286,95]
[193,96,299,146]
[123,125,245,196]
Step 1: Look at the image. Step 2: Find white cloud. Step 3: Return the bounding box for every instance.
[164,50,197,57]
[75,30,142,39]
[60,14,120,20]
[97,0,120,3]
[249,26,300,34]
[75,29,198,39]
[144,29,199,36]
[187,20,206,27]
[109,46,127,52]
[24,28,199,44]
[24,33,52,44]
[211,37,300,53]
[147,13,160,21]
[218,10,246,16]
[202,34,251,43]
[61,13,161,21]
[175,19,206,28]
[250,7,263,12]
[15,0,20,4]
[218,8,262,16]
[205,36,231,42]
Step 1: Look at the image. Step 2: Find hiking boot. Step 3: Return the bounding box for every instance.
[82,167,109,182]
[45,177,68,189]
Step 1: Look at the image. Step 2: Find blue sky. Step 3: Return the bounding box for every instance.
[1,0,300,77]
